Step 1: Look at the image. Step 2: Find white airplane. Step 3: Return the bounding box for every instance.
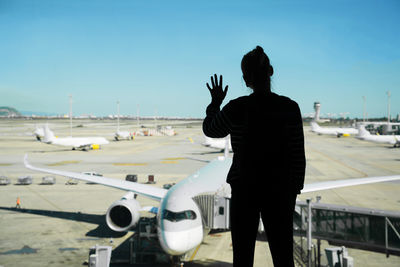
[24,154,400,256]
[202,136,232,152]
[115,131,134,141]
[356,124,400,147]
[41,125,109,150]
[310,121,358,137]
[114,101,134,141]
[33,126,44,141]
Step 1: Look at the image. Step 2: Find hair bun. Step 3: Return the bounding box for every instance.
[255,46,264,53]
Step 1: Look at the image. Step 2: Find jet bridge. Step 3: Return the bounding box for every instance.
[193,194,400,266]
[193,194,231,230]
[294,200,400,257]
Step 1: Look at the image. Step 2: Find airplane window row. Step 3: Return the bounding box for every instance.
[162,209,197,222]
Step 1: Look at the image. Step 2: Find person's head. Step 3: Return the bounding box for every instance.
[241,46,273,93]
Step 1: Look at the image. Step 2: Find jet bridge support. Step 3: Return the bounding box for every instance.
[128,217,170,265]
[294,200,400,264]
[194,195,400,266]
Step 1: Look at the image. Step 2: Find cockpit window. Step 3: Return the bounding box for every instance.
[162,209,197,222]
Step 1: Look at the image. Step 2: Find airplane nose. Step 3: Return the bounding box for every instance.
[163,230,190,255]
[158,225,203,255]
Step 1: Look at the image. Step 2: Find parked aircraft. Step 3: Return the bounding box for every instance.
[310,121,358,137]
[115,131,134,141]
[24,154,400,256]
[203,136,232,152]
[41,125,109,150]
[114,101,134,141]
[33,126,44,141]
[356,125,400,147]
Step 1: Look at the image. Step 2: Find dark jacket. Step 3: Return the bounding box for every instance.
[203,92,306,194]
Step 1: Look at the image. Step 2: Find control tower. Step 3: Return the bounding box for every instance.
[313,102,321,121]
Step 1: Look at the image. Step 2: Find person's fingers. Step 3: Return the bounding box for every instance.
[224,85,228,96]
[220,75,223,88]
[214,74,218,87]
[206,83,212,92]
[211,76,215,88]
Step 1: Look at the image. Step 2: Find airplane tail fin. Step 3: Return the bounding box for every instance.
[310,121,320,130]
[43,124,55,143]
[357,124,370,137]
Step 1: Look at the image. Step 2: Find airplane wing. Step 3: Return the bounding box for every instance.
[302,175,400,193]
[25,155,400,200]
[24,154,167,201]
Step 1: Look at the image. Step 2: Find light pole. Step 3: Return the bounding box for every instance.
[69,94,72,137]
[387,91,391,124]
[137,104,140,127]
[362,96,366,122]
[117,101,120,132]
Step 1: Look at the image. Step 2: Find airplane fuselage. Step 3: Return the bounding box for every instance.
[310,122,358,137]
[49,136,109,147]
[357,134,400,146]
[156,157,231,255]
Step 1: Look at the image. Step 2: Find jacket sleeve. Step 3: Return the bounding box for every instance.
[287,102,306,194]
[202,100,234,138]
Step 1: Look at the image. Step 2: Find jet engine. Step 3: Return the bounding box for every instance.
[106,192,141,232]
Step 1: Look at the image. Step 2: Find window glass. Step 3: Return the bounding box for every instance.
[163,209,197,222]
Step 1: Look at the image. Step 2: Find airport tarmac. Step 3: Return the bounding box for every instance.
[0,119,399,267]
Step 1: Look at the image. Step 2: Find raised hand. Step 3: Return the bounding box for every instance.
[206,74,228,105]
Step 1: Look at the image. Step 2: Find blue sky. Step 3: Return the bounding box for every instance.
[0,0,399,118]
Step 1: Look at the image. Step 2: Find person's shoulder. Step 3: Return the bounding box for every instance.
[272,93,299,107]
[231,95,249,103]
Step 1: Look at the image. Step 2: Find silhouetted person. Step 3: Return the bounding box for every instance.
[203,46,305,267]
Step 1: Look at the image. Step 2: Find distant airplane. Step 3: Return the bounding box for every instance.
[310,121,358,137]
[114,131,134,141]
[24,154,400,256]
[33,126,44,141]
[114,101,134,141]
[356,125,400,148]
[41,125,109,150]
[203,136,232,152]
